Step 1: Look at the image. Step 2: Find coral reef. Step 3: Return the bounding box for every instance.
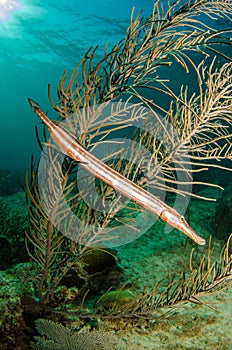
[0,192,29,268]
[1,1,232,349]
[1,235,232,349]
[0,264,33,350]
[79,235,232,320]
[25,0,232,310]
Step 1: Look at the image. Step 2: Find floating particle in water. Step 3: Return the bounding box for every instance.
[0,0,22,22]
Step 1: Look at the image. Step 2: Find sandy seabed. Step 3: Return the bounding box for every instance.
[116,290,232,349]
[113,187,232,349]
[1,187,231,349]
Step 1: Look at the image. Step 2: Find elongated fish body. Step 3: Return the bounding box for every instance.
[28,98,205,245]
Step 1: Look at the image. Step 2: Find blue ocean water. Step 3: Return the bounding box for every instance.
[0,0,154,174]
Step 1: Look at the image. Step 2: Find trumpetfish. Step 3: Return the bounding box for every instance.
[28,98,205,245]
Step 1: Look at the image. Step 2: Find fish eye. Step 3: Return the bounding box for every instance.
[180,216,185,222]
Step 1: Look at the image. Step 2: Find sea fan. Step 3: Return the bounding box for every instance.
[25,0,232,307]
[31,319,119,350]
